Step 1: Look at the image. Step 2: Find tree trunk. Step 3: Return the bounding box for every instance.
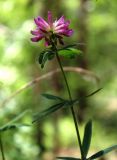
[76,0,89,123]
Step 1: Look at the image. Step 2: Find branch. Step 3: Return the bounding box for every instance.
[0,67,100,107]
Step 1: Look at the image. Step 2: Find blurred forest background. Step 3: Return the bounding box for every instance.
[0,0,117,160]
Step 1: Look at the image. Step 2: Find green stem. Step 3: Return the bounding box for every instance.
[55,51,84,160]
[0,133,5,160]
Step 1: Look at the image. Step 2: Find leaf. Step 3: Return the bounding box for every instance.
[41,93,64,101]
[38,50,55,68]
[0,110,31,132]
[58,48,81,58]
[86,88,102,98]
[32,101,66,123]
[59,43,85,50]
[41,51,49,68]
[57,157,81,160]
[72,88,102,105]
[0,124,30,132]
[38,51,45,64]
[47,50,55,60]
[88,145,117,159]
[32,99,78,123]
[82,120,92,158]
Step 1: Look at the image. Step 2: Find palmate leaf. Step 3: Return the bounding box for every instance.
[82,120,92,158]
[32,99,77,123]
[41,93,64,101]
[33,89,102,123]
[87,145,117,159]
[57,157,81,160]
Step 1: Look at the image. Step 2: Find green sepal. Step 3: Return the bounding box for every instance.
[88,145,117,159]
[82,120,92,158]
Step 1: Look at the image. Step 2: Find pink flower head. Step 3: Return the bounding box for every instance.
[31,11,73,46]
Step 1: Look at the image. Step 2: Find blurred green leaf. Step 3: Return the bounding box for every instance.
[33,99,79,123]
[0,123,30,132]
[0,110,31,132]
[88,145,117,159]
[82,120,92,158]
[38,50,55,68]
[86,88,102,98]
[57,157,81,160]
[38,51,45,64]
[59,43,85,50]
[33,101,66,123]
[58,48,82,58]
[41,93,64,101]
[41,51,49,68]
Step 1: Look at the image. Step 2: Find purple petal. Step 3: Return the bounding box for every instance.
[54,16,65,27]
[55,23,69,31]
[64,20,70,26]
[31,30,39,35]
[34,17,49,29]
[56,28,74,37]
[64,29,74,37]
[31,36,43,42]
[48,11,53,26]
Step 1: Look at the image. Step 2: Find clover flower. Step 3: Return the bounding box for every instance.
[31,11,73,46]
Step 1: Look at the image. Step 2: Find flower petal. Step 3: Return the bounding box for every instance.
[31,30,39,35]
[31,36,43,42]
[64,29,74,36]
[53,16,65,27]
[34,17,49,29]
[48,11,53,26]
[54,23,69,32]
[56,28,74,37]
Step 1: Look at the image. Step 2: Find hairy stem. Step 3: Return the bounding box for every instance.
[55,50,84,159]
[0,133,5,160]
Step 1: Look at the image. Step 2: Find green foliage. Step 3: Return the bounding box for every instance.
[0,110,31,132]
[58,44,82,58]
[87,145,117,159]
[38,44,82,68]
[33,101,66,123]
[38,49,55,68]
[41,93,64,101]
[33,89,102,123]
[82,120,92,158]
